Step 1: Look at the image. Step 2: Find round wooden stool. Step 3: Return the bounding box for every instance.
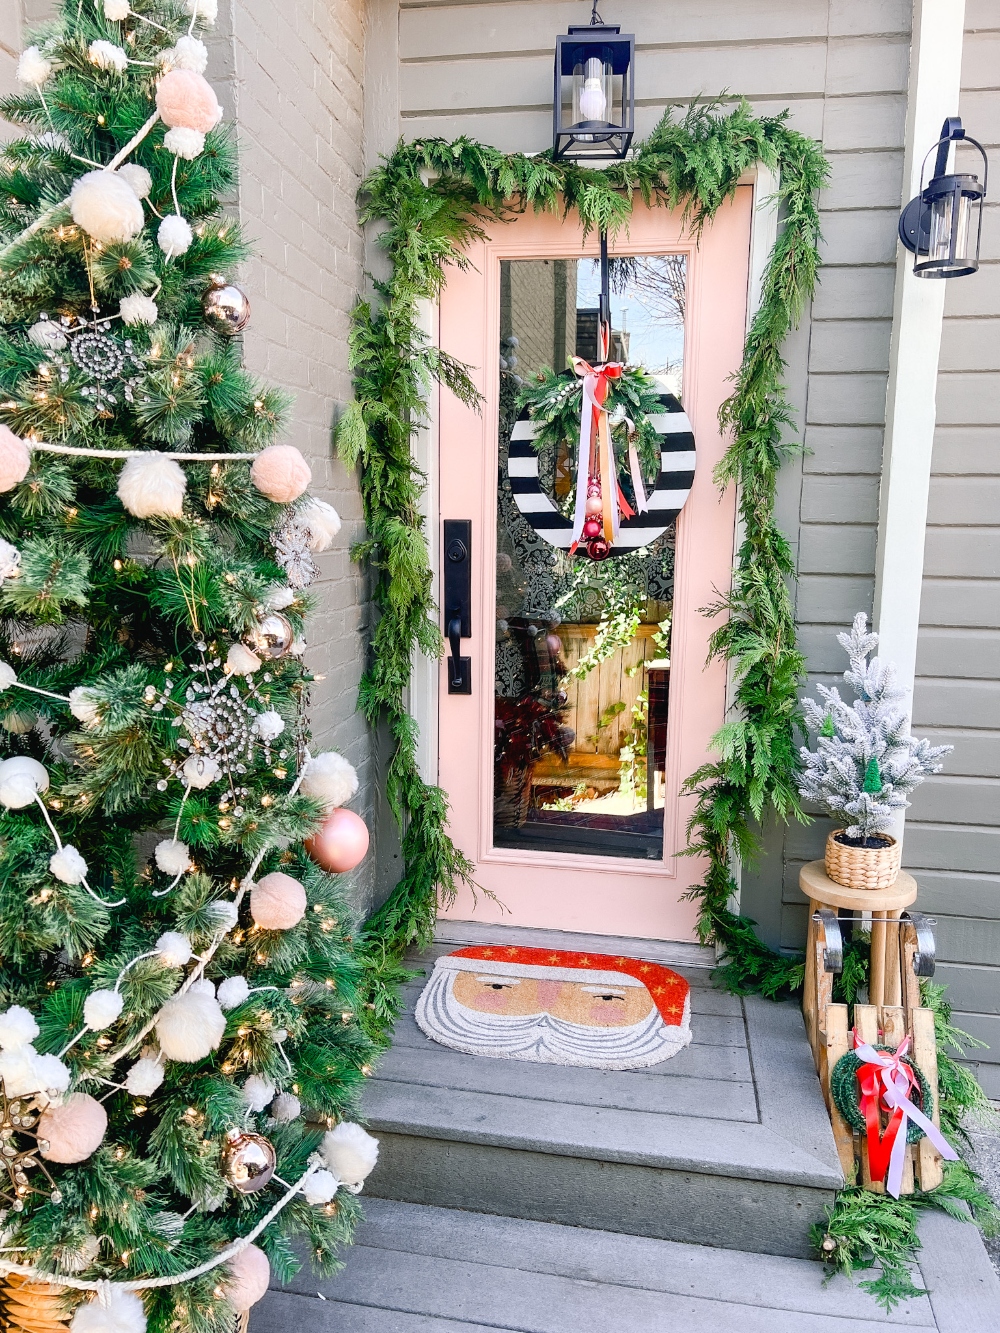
[800,860,917,1020]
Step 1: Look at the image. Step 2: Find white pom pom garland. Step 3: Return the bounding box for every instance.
[34,1051,71,1094]
[156,930,192,967]
[299,751,358,811]
[83,988,124,1030]
[117,452,187,519]
[69,686,101,727]
[156,989,226,1062]
[70,1286,146,1333]
[0,1004,39,1050]
[320,1122,379,1192]
[298,497,342,552]
[182,754,221,788]
[226,643,261,676]
[217,975,250,1010]
[154,839,191,877]
[70,170,145,245]
[125,1055,164,1096]
[163,126,205,160]
[253,710,284,741]
[303,1169,338,1205]
[0,755,49,808]
[17,46,52,87]
[88,40,128,73]
[50,844,89,885]
[207,900,239,932]
[116,164,152,199]
[157,213,193,257]
[118,292,158,326]
[242,1074,275,1112]
[269,1091,300,1123]
[169,35,209,72]
[185,0,218,23]
[28,318,68,350]
[0,542,19,582]
[103,0,131,19]
[0,662,16,691]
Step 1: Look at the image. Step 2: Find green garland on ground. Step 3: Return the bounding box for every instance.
[341,101,828,1022]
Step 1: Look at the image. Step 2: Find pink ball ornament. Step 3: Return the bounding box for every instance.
[582,518,601,539]
[0,426,31,493]
[584,494,603,516]
[250,871,307,930]
[38,1093,107,1164]
[155,68,223,133]
[306,808,370,873]
[250,444,312,503]
[225,1243,270,1313]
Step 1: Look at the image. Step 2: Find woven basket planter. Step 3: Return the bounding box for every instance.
[1,1274,73,1333]
[825,829,901,890]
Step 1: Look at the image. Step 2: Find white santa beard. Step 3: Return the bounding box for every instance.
[414,967,691,1070]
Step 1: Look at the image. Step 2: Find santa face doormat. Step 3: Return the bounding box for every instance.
[415,945,692,1070]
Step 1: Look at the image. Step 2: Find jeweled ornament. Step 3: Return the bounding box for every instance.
[202,274,251,333]
[220,1126,276,1193]
[245,611,294,659]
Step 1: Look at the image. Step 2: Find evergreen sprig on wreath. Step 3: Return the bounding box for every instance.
[341,99,829,1019]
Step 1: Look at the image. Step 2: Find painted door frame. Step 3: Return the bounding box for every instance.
[409,168,779,943]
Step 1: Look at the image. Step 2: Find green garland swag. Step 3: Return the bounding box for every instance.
[340,100,830,1024]
[830,1048,933,1144]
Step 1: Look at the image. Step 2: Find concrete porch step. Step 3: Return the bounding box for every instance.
[362,925,845,1258]
[249,1197,1000,1332]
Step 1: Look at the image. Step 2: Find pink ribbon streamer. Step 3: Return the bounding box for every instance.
[853,1036,958,1197]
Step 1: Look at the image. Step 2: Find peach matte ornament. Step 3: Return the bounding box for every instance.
[250,444,311,503]
[0,426,31,492]
[225,1243,270,1312]
[38,1093,108,1163]
[250,872,307,930]
[306,808,370,873]
[155,68,223,132]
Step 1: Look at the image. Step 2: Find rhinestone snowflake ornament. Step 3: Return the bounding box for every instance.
[272,512,317,589]
[42,313,146,413]
[150,645,289,806]
[0,1082,63,1212]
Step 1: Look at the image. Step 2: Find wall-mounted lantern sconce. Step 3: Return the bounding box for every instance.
[553,4,634,162]
[899,116,988,278]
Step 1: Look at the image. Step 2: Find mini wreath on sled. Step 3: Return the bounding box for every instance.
[831,1045,934,1144]
[508,361,696,561]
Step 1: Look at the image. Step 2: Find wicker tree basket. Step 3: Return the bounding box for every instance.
[825,829,901,890]
[0,1274,73,1333]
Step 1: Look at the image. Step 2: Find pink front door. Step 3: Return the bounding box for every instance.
[436,192,753,942]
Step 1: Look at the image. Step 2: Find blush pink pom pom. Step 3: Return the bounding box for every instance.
[155,68,223,133]
[0,426,31,493]
[250,872,307,930]
[225,1243,270,1312]
[38,1092,108,1163]
[251,444,311,503]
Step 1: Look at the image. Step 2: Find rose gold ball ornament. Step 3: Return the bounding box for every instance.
[202,274,251,334]
[220,1127,276,1193]
[306,807,370,873]
[245,612,294,660]
[584,494,603,517]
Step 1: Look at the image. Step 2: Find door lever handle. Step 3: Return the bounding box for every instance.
[443,520,472,694]
[447,616,463,687]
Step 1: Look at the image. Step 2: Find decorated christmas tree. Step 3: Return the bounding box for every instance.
[0,3,378,1330]
[798,613,950,842]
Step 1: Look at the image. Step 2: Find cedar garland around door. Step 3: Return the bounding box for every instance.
[339,100,829,1027]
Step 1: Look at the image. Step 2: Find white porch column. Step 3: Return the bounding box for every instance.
[872,0,967,839]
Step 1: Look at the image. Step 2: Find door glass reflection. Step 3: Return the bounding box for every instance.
[494,255,685,859]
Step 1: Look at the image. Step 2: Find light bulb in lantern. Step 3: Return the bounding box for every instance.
[578,57,607,122]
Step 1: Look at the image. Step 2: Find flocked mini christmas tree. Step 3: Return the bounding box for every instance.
[798,613,950,842]
[0,2,378,1330]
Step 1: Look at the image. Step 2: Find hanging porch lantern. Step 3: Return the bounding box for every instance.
[899,116,988,278]
[553,7,634,162]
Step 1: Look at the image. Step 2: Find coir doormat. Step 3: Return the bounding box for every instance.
[415,945,692,1070]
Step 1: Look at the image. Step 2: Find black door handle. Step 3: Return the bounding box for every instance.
[444,521,472,694]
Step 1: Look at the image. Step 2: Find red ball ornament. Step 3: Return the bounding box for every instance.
[582,518,602,539]
[587,537,611,561]
[306,807,370,872]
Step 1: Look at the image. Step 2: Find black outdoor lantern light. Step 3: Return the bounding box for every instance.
[899,116,988,278]
[553,3,634,162]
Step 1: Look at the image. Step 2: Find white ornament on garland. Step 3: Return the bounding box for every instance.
[0,541,19,582]
[68,686,101,727]
[181,753,221,788]
[299,750,358,810]
[118,292,158,327]
[117,452,187,519]
[157,214,193,258]
[242,1075,275,1112]
[28,318,68,351]
[70,1286,146,1333]
[269,1090,300,1123]
[49,844,88,885]
[87,40,128,73]
[264,584,295,610]
[156,930,192,967]
[297,497,341,552]
[206,900,238,932]
[225,642,261,676]
[116,163,152,199]
[0,1005,38,1050]
[188,977,215,997]
[163,126,205,160]
[185,0,218,24]
[217,975,250,1011]
[83,988,124,1031]
[303,1169,338,1205]
[0,663,15,691]
[124,1055,164,1096]
[16,46,52,87]
[166,35,209,73]
[0,756,49,809]
[103,0,131,19]
[156,988,226,1062]
[153,839,191,878]
[320,1122,379,1193]
[252,710,284,742]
